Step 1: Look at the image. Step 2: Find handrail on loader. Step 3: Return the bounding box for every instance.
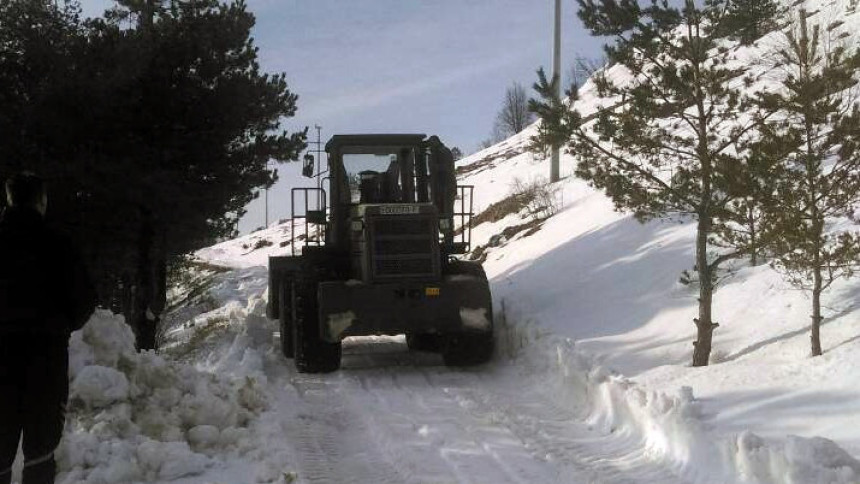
[290,187,326,256]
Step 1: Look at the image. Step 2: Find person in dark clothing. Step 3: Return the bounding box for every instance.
[0,173,97,484]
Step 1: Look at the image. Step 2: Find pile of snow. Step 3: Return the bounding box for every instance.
[56,310,269,484]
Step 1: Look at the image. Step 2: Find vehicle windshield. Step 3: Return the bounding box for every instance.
[342,145,408,203]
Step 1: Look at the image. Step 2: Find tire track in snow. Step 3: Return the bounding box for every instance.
[352,367,555,484]
[435,370,691,484]
[390,368,567,484]
[276,338,691,484]
[283,374,408,484]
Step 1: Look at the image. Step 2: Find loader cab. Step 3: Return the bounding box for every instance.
[288,134,472,279]
[320,135,460,283]
[290,134,468,257]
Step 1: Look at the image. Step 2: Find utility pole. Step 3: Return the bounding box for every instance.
[264,160,270,228]
[550,0,561,182]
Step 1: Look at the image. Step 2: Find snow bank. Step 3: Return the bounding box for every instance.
[57,310,269,484]
[504,321,860,484]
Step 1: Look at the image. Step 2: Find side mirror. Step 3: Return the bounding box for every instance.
[302,153,315,178]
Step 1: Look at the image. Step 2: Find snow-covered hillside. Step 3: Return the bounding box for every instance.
[455,0,860,454]
[451,0,860,474]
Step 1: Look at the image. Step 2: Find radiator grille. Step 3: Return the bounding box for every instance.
[370,214,438,279]
[375,257,434,276]
[373,218,428,236]
[374,238,433,255]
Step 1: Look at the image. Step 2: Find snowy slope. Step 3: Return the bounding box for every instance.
[454,0,860,467]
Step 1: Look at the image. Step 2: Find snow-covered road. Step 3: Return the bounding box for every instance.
[49,255,860,484]
[257,336,691,484]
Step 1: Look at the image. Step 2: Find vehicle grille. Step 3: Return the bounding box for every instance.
[375,258,434,276]
[370,215,439,280]
[374,238,433,255]
[373,218,428,236]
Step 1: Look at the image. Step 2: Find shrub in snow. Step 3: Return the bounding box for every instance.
[510,176,561,221]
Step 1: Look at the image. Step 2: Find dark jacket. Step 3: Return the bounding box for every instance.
[0,206,97,336]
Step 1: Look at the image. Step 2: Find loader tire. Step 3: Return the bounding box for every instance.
[442,259,494,366]
[442,331,494,366]
[405,333,443,352]
[278,282,294,358]
[292,280,341,373]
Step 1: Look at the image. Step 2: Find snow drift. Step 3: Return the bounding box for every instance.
[496,320,860,484]
[55,310,268,484]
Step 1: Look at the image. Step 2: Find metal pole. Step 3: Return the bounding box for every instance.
[315,124,323,188]
[550,0,561,182]
[314,125,323,243]
[264,180,269,227]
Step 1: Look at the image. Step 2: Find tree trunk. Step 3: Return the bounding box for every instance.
[134,208,158,351]
[151,252,168,348]
[692,216,718,367]
[120,272,134,324]
[748,202,758,267]
[141,0,155,31]
[811,268,823,357]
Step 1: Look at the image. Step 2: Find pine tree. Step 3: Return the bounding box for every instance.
[531,0,775,366]
[756,10,860,356]
[1,0,307,349]
[715,122,786,267]
[713,0,784,45]
[93,0,307,348]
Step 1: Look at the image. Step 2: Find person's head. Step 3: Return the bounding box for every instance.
[4,172,47,216]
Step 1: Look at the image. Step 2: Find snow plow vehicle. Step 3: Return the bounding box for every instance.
[267,134,493,373]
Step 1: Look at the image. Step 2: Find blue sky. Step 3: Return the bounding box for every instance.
[77,0,603,232]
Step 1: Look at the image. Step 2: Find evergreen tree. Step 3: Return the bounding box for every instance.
[713,0,784,45]
[531,0,774,366]
[93,0,306,348]
[1,0,306,349]
[0,0,83,169]
[713,119,787,268]
[756,11,860,356]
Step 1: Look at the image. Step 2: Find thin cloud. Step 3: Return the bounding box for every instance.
[303,48,539,122]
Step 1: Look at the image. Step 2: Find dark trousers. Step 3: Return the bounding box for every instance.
[0,334,68,484]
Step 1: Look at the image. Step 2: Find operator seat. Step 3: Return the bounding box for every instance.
[359,170,383,203]
[381,159,402,202]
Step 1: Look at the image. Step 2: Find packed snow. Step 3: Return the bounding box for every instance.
[53,309,270,484]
